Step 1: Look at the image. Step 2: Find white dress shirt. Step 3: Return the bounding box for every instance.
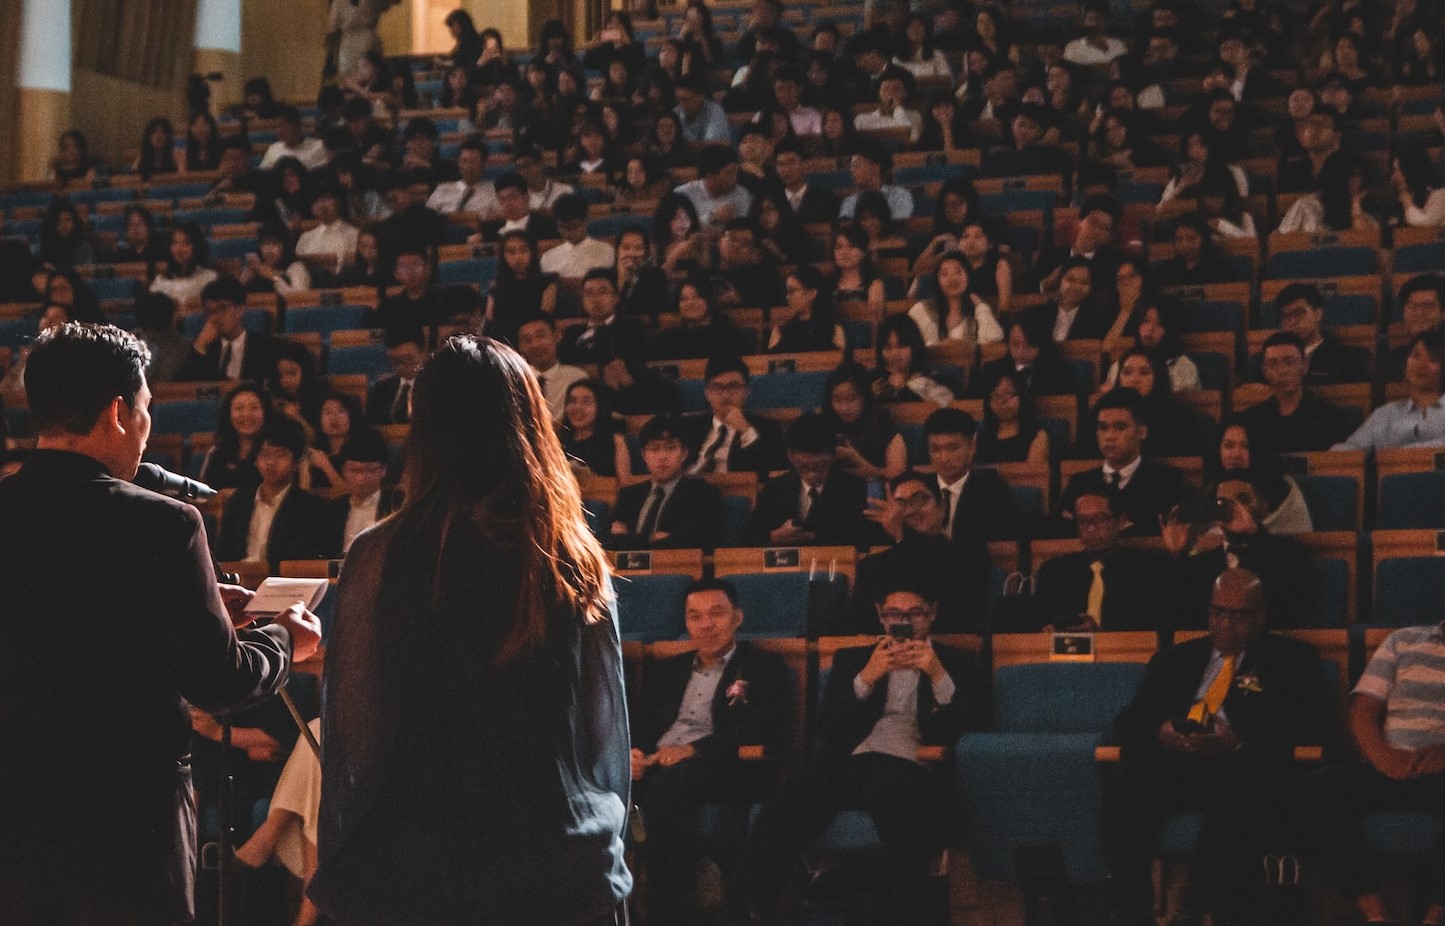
[539,238,616,278]
[342,491,381,552]
[296,220,361,264]
[245,484,291,562]
[426,179,499,218]
[259,138,329,171]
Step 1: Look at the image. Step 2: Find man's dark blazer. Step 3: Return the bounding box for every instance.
[617,266,670,320]
[1239,390,1353,452]
[215,483,340,572]
[177,329,279,383]
[557,315,650,367]
[631,642,792,762]
[817,642,987,762]
[1114,632,1331,761]
[0,450,290,921]
[476,213,560,244]
[1021,297,1116,342]
[787,186,842,225]
[744,467,874,547]
[677,411,788,477]
[1028,546,1178,632]
[1304,333,1369,385]
[326,489,403,552]
[975,353,1079,397]
[1057,460,1194,537]
[366,374,412,426]
[844,530,990,634]
[606,477,722,550]
[951,466,1016,544]
[1031,243,1123,295]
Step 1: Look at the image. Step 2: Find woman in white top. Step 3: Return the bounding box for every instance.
[907,252,1003,346]
[240,224,312,297]
[1102,300,1202,394]
[1159,129,1250,202]
[892,13,953,81]
[148,223,219,308]
[1391,143,1445,227]
[1277,152,1378,234]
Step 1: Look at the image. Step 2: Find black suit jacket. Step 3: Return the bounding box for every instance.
[1114,633,1331,762]
[950,467,1016,544]
[817,643,986,763]
[1239,391,1352,452]
[215,483,340,571]
[326,489,403,552]
[1304,334,1369,385]
[557,316,650,367]
[366,375,412,426]
[477,213,560,244]
[844,530,991,635]
[787,186,842,225]
[678,411,788,478]
[1030,546,1178,633]
[1032,244,1123,296]
[0,451,290,921]
[177,330,279,383]
[631,642,792,764]
[745,468,874,547]
[1057,461,1194,537]
[617,266,670,320]
[607,477,722,550]
[1021,298,1115,342]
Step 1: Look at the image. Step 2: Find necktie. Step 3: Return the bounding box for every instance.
[1188,655,1236,724]
[803,485,821,520]
[219,340,233,378]
[636,485,666,539]
[942,487,957,539]
[459,184,477,210]
[393,380,412,423]
[693,426,729,474]
[1085,560,1105,625]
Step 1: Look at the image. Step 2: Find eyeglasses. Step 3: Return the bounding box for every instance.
[879,607,932,621]
[705,382,747,394]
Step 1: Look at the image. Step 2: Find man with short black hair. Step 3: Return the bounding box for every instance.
[1240,331,1353,451]
[924,407,1014,544]
[767,65,822,137]
[259,105,328,170]
[1387,273,1445,380]
[399,116,458,186]
[1269,282,1368,384]
[557,268,649,367]
[215,418,337,572]
[745,412,873,547]
[674,74,731,145]
[295,184,360,273]
[369,246,470,333]
[839,141,915,220]
[676,146,754,228]
[476,171,561,242]
[366,326,427,426]
[540,194,616,278]
[328,429,401,553]
[854,68,923,145]
[0,323,318,924]
[774,140,839,223]
[1278,109,1343,193]
[608,415,721,550]
[515,312,586,420]
[512,146,574,212]
[679,356,787,477]
[1033,194,1123,296]
[179,275,278,382]
[425,136,498,219]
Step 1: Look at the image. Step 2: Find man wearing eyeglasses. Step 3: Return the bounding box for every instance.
[1103,569,1331,926]
[678,355,786,478]
[750,579,985,924]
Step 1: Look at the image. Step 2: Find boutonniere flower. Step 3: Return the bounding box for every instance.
[1235,674,1263,694]
[726,678,749,707]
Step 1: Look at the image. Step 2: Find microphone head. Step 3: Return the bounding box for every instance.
[134,462,219,501]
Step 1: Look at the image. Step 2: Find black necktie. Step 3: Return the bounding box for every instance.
[219,341,233,378]
[694,427,729,474]
[804,485,821,521]
[637,485,666,538]
[393,380,411,423]
[942,487,957,537]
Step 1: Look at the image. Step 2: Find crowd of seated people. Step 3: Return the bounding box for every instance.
[4,0,1445,923]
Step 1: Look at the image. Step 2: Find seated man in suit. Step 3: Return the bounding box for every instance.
[1240,332,1353,451]
[1025,487,1177,635]
[1023,256,1113,345]
[631,578,792,923]
[775,140,839,224]
[328,429,402,554]
[925,407,1014,544]
[472,171,561,244]
[1032,194,1122,299]
[515,312,587,421]
[1386,273,1445,382]
[1291,619,1445,926]
[214,419,337,572]
[557,268,650,368]
[1057,388,1193,536]
[1164,472,1316,630]
[745,412,873,547]
[750,578,986,925]
[177,275,277,382]
[680,355,788,478]
[847,470,991,634]
[1268,282,1368,385]
[370,247,475,333]
[1104,568,1332,926]
[609,414,721,550]
[365,326,426,426]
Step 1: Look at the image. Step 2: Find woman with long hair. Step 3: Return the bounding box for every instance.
[1104,297,1202,394]
[134,117,179,180]
[485,231,558,344]
[829,225,885,318]
[770,265,845,353]
[976,316,1077,397]
[976,368,1050,464]
[956,218,1013,315]
[820,361,907,477]
[50,130,99,184]
[113,203,162,265]
[750,188,813,265]
[646,110,694,169]
[907,252,1003,347]
[1276,151,1378,233]
[911,176,981,277]
[37,198,94,269]
[241,224,312,296]
[872,314,955,407]
[307,391,370,489]
[266,340,328,431]
[648,276,751,359]
[200,382,276,490]
[559,378,632,479]
[652,193,707,278]
[185,111,222,172]
[1389,141,1445,227]
[817,106,861,158]
[312,336,631,926]
[1153,213,1235,287]
[1209,415,1313,533]
[893,13,954,80]
[1087,347,1205,457]
[149,222,219,307]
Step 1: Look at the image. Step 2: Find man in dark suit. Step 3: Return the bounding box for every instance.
[751,578,987,924]
[1272,282,1368,385]
[328,429,403,554]
[214,419,339,572]
[1026,487,1177,635]
[1104,569,1332,926]
[1023,257,1114,344]
[1032,194,1123,299]
[365,326,427,426]
[1386,274,1445,381]
[847,470,991,634]
[369,246,476,333]
[1241,332,1354,451]
[0,323,319,924]
[557,268,650,368]
[177,275,279,382]
[475,172,561,244]
[1057,388,1194,536]
[745,413,874,547]
[679,355,788,478]
[926,406,1015,544]
[775,140,839,225]
[609,415,722,550]
[632,578,792,923]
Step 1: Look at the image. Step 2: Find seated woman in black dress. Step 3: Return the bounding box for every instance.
[769,265,845,353]
[558,378,632,479]
[1152,211,1236,288]
[975,368,1050,464]
[485,231,558,345]
[871,314,955,407]
[648,276,753,359]
[819,361,906,478]
[976,316,1078,397]
[199,382,277,490]
[829,225,886,319]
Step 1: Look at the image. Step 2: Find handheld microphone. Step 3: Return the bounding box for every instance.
[133,463,218,501]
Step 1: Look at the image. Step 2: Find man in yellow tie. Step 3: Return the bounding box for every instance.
[1102,568,1332,926]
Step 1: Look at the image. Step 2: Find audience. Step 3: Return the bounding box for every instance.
[213,418,337,571]
[608,414,721,549]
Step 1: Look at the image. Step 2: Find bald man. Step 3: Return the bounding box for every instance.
[1104,569,1332,926]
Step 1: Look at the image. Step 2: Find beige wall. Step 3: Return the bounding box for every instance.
[70,70,187,174]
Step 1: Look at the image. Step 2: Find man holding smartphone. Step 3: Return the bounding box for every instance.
[750,580,984,924]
